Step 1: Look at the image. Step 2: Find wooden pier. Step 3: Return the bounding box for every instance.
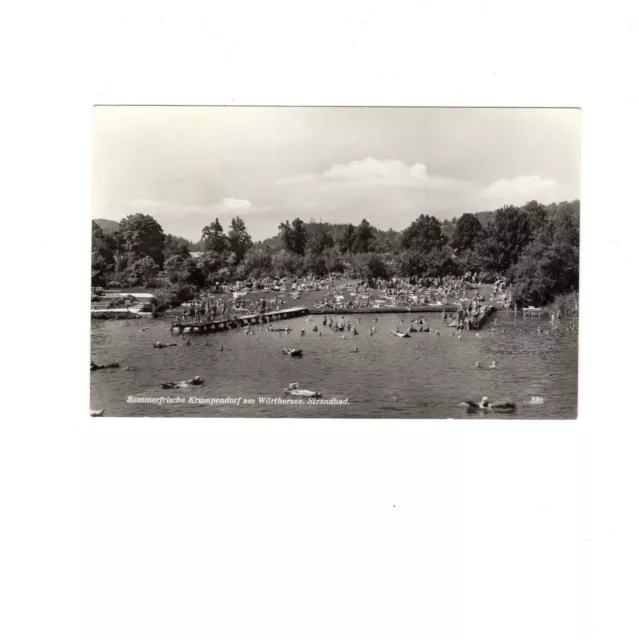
[170,307,308,333]
[470,306,495,330]
[308,304,459,315]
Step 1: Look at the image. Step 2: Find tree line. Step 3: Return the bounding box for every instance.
[92,199,579,307]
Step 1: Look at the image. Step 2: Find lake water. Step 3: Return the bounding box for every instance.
[90,308,578,419]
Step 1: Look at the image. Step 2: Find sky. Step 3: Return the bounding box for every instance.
[92,107,581,242]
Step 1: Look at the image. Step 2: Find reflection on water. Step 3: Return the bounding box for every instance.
[90,311,577,419]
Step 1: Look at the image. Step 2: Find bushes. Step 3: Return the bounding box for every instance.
[168,283,197,305]
[129,256,159,286]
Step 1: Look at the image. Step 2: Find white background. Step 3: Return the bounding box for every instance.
[1,1,638,638]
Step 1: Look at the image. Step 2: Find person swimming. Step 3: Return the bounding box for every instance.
[479,396,490,409]
[489,361,497,369]
[473,361,480,368]
[186,339,191,345]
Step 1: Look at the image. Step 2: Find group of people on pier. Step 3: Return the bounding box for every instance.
[447,294,490,331]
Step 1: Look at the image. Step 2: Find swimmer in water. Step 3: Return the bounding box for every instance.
[220,345,224,352]
[186,339,191,346]
[319,331,322,336]
[476,333,481,337]
[489,361,497,369]
[352,347,358,353]
[205,341,209,346]
[342,335,346,340]
[473,361,480,368]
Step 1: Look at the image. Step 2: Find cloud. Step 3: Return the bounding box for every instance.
[482,175,559,200]
[276,157,470,190]
[127,197,271,218]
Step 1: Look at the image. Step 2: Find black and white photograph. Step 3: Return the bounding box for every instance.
[8,2,639,639]
[91,106,580,418]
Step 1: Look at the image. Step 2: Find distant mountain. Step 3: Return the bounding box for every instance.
[93,218,121,234]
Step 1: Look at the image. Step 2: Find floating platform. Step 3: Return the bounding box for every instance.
[170,307,309,333]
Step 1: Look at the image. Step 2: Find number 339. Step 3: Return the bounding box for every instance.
[530,396,544,404]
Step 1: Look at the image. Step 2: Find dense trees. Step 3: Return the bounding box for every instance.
[278,218,307,255]
[91,221,116,286]
[228,216,253,263]
[91,198,579,308]
[339,224,356,253]
[119,213,166,268]
[451,213,483,252]
[352,219,376,253]
[242,247,272,278]
[164,234,192,260]
[400,214,447,253]
[307,225,334,256]
[201,218,228,254]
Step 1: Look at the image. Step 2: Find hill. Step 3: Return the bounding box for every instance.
[93,218,121,234]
